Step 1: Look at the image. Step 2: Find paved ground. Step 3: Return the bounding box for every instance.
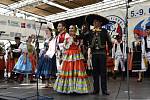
[0,77,150,100]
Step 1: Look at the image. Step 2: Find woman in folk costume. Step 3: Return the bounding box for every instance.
[36,27,57,88]
[4,40,14,78]
[131,33,146,82]
[27,36,37,82]
[6,47,15,77]
[13,36,37,82]
[53,25,93,94]
[13,37,32,74]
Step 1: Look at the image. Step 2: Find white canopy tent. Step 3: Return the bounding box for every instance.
[0,0,148,22]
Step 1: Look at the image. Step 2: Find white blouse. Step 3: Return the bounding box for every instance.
[19,42,28,53]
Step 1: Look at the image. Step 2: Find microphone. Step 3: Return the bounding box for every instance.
[36,21,47,24]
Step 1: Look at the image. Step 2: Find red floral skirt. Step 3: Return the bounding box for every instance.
[106,56,114,71]
[6,59,15,72]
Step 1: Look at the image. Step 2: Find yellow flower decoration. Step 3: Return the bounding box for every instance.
[92,28,102,32]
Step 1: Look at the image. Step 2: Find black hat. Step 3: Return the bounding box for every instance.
[14,33,21,40]
[146,25,150,30]
[53,16,86,29]
[14,36,20,40]
[115,35,122,40]
[86,14,109,26]
[65,16,86,28]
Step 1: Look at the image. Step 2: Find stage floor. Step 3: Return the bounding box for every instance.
[0,77,150,100]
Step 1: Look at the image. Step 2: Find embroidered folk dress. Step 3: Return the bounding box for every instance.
[53,36,93,94]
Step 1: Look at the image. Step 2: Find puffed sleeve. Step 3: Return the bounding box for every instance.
[64,36,73,50]
[142,37,146,57]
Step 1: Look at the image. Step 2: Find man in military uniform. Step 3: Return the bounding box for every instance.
[87,14,113,95]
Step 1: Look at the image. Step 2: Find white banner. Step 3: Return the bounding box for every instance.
[128,2,150,48]
[0,15,50,42]
[128,3,150,19]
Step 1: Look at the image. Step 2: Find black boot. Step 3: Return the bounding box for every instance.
[121,71,125,81]
[112,71,117,80]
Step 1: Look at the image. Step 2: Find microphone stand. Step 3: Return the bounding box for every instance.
[21,22,53,100]
[125,0,130,100]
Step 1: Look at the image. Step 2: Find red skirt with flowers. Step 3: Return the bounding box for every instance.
[106,56,114,71]
[7,59,15,72]
[54,44,93,94]
[128,53,133,71]
[6,57,19,72]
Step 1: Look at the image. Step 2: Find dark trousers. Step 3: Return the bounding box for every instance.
[0,70,4,79]
[92,53,107,93]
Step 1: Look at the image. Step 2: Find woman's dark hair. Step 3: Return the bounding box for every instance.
[47,27,52,32]
[82,22,90,30]
[58,21,66,28]
[26,36,32,42]
[70,25,77,33]
[47,27,53,37]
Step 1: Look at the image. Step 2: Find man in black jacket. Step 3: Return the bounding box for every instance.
[80,23,93,75]
[87,14,112,95]
[80,23,92,60]
[10,36,22,81]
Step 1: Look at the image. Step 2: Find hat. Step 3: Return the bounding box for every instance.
[115,35,122,40]
[14,36,20,40]
[15,33,21,40]
[53,16,86,29]
[146,25,150,30]
[86,14,109,26]
[66,16,86,28]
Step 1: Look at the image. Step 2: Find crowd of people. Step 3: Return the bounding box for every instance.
[0,14,150,95]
